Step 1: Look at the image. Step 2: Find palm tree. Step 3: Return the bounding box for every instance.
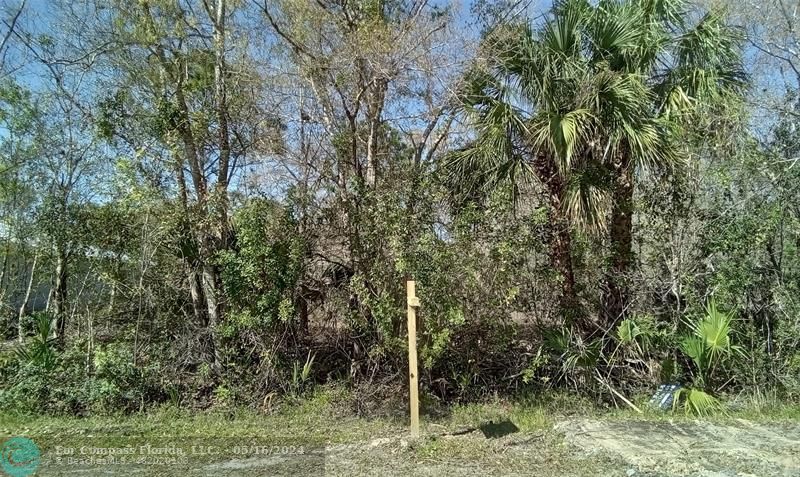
[446,14,597,322]
[447,0,745,328]
[579,0,746,324]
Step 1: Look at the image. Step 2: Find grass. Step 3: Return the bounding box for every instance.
[1,387,798,476]
[0,392,401,446]
[0,389,585,475]
[3,386,797,441]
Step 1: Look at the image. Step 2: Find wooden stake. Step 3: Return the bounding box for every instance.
[407,280,420,437]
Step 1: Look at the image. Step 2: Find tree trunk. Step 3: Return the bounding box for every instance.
[364,78,387,187]
[604,155,634,325]
[202,261,223,367]
[206,0,230,371]
[45,286,53,313]
[18,254,37,343]
[213,0,230,196]
[548,184,578,321]
[108,281,116,315]
[551,215,576,311]
[0,236,10,294]
[52,250,68,344]
[189,265,207,326]
[0,236,10,334]
[535,155,578,321]
[175,149,208,329]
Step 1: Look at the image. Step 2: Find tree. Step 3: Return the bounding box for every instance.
[32,98,102,344]
[37,0,276,367]
[583,0,746,325]
[448,0,745,328]
[0,0,27,76]
[258,0,462,348]
[0,79,39,337]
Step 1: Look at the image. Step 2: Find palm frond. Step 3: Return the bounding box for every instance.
[445,63,534,199]
[531,108,596,174]
[673,387,721,416]
[679,299,746,388]
[699,299,733,362]
[589,1,645,68]
[661,9,747,115]
[564,159,612,232]
[680,335,707,377]
[639,0,687,28]
[543,0,585,58]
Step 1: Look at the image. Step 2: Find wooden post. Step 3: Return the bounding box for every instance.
[406,280,420,437]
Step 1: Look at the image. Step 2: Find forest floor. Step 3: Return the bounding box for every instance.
[1,393,799,476]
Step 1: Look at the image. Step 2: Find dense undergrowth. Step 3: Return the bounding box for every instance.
[1,0,800,421]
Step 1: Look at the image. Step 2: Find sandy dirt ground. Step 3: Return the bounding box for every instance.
[39,418,800,476]
[556,418,800,477]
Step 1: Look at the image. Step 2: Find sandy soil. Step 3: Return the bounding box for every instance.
[38,418,800,476]
[556,418,800,477]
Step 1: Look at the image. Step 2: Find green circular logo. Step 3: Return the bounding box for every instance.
[1,437,40,477]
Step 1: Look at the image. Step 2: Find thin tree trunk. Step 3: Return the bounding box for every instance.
[133,214,151,367]
[213,0,230,196]
[107,282,116,316]
[548,187,578,321]
[175,149,208,328]
[52,250,68,343]
[86,305,93,373]
[202,262,223,367]
[0,235,10,333]
[189,265,207,326]
[17,253,37,343]
[0,236,10,294]
[45,286,53,313]
[364,79,387,187]
[202,0,230,371]
[604,156,634,325]
[175,87,207,201]
[211,0,231,257]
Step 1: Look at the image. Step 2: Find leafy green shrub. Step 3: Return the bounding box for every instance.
[0,350,16,382]
[212,384,233,407]
[674,300,744,415]
[0,342,163,415]
[218,198,305,336]
[14,313,57,369]
[87,343,162,413]
[0,363,51,414]
[680,300,744,389]
[0,345,89,415]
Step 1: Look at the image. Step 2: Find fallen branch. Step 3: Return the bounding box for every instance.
[595,370,643,414]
